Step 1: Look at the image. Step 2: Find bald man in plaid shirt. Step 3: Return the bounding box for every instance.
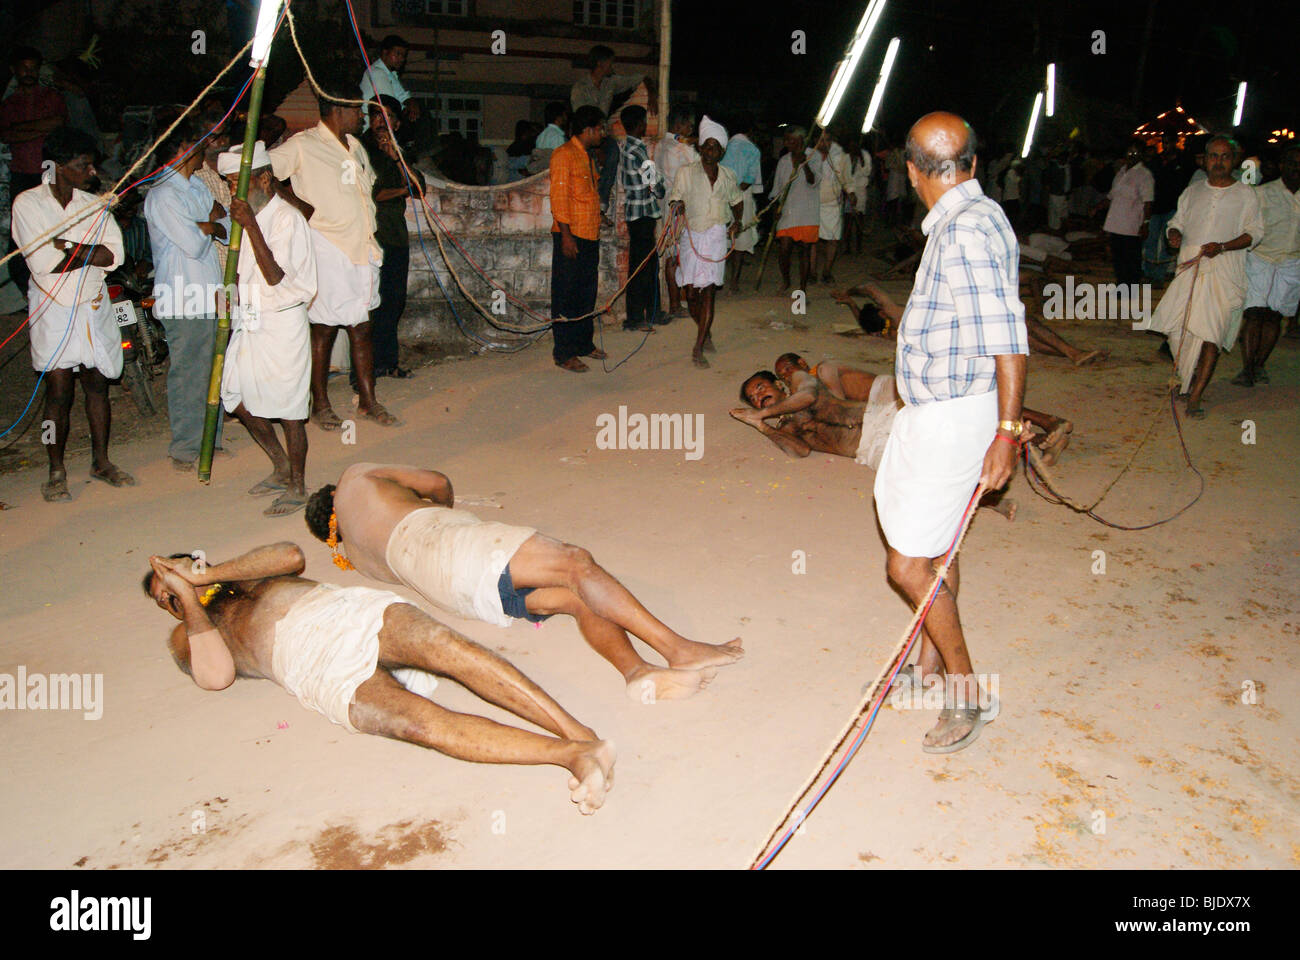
[874,112,1028,756]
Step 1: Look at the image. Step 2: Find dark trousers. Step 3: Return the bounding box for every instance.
[369,241,408,373]
[7,171,42,293]
[625,216,659,327]
[1109,232,1142,287]
[550,233,598,362]
[595,137,619,209]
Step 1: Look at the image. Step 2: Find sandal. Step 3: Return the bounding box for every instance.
[360,403,402,427]
[311,407,344,431]
[922,693,999,754]
[248,475,288,497]
[691,354,710,369]
[41,473,72,503]
[586,348,608,360]
[555,357,589,373]
[264,491,308,518]
[90,464,136,487]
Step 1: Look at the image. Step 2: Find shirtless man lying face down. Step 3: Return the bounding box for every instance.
[143,543,615,813]
[305,463,743,702]
[764,353,1073,466]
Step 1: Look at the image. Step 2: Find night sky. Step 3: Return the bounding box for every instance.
[672,0,1298,149]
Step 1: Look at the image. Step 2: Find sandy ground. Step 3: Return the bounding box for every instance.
[1,249,1297,870]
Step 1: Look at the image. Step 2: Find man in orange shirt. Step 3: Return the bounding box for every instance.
[549,106,609,373]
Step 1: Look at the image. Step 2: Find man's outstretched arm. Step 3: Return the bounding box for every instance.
[179,542,307,586]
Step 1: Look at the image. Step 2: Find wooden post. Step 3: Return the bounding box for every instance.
[658,0,670,126]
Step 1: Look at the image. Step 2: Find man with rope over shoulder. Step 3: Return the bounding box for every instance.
[873,112,1026,755]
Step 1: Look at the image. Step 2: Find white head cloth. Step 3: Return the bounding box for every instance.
[217,141,270,176]
[698,115,728,151]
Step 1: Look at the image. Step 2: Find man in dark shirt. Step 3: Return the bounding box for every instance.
[1,46,67,294]
[1144,143,1189,282]
[363,95,423,379]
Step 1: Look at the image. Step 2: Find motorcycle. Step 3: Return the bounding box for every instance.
[107,272,167,417]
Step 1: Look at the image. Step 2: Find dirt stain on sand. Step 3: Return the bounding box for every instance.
[308,818,450,869]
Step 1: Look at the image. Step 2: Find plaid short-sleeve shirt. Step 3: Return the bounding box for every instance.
[896,179,1028,405]
[619,134,663,222]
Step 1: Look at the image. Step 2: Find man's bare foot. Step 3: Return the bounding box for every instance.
[1071,349,1109,366]
[1039,421,1073,466]
[691,352,710,368]
[264,490,308,517]
[984,497,1017,521]
[667,636,744,670]
[624,664,718,702]
[567,739,616,815]
[41,470,71,502]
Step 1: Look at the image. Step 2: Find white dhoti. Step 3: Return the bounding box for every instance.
[818,201,843,241]
[386,506,537,628]
[271,583,405,732]
[221,303,311,419]
[873,390,997,557]
[1142,253,1247,390]
[307,229,381,327]
[676,223,728,289]
[733,189,759,254]
[854,375,903,472]
[1244,253,1300,317]
[27,281,123,379]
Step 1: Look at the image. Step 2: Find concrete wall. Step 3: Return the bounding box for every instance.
[400,169,630,352]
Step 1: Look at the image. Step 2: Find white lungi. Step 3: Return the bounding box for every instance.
[854,375,903,472]
[271,583,405,732]
[221,303,311,419]
[1244,253,1300,317]
[386,506,537,628]
[307,228,381,327]
[873,390,997,557]
[733,189,759,254]
[27,281,123,379]
[676,224,728,289]
[1142,254,1247,390]
[819,201,844,241]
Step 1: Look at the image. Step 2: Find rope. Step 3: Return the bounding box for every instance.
[748,481,987,869]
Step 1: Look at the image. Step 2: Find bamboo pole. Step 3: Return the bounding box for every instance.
[198,63,268,483]
[658,0,670,128]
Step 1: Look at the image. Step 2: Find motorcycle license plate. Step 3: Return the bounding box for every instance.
[113,302,137,327]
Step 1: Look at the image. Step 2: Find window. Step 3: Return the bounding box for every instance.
[574,0,639,29]
[424,0,468,14]
[418,94,483,136]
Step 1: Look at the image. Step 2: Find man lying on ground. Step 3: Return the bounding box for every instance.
[770,353,1073,463]
[833,279,1108,365]
[144,543,615,814]
[305,464,743,702]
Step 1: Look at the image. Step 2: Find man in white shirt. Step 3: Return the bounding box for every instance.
[270,87,398,430]
[1141,136,1264,417]
[359,35,418,133]
[770,126,823,293]
[667,116,742,368]
[1100,142,1155,285]
[526,101,568,175]
[654,105,696,318]
[11,126,134,501]
[813,128,850,283]
[217,143,318,518]
[144,119,229,471]
[1234,145,1300,385]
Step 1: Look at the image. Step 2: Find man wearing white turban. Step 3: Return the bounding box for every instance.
[668,116,743,367]
[217,142,318,518]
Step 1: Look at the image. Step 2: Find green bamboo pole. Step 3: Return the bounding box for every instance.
[198,64,268,483]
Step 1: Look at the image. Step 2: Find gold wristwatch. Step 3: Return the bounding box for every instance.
[997,419,1024,437]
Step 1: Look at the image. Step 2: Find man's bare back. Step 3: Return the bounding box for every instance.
[332,463,455,581]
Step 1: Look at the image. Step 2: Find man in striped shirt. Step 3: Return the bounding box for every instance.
[873,112,1027,755]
